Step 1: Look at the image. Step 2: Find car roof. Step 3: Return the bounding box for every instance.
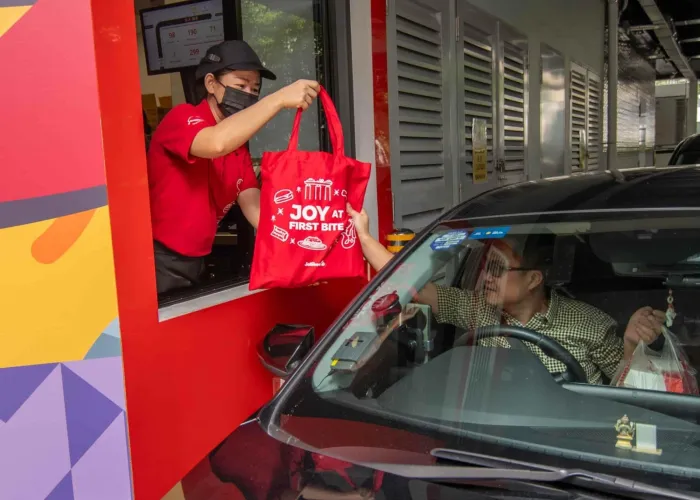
[448,166,700,221]
[669,134,700,165]
[675,133,700,153]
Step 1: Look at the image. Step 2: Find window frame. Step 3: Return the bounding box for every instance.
[152,0,356,319]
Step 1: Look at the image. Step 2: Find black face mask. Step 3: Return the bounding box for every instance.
[218,83,259,117]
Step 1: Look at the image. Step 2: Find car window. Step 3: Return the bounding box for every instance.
[676,150,700,166]
[274,212,700,491]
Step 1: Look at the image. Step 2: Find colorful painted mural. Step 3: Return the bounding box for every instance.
[0,0,132,498]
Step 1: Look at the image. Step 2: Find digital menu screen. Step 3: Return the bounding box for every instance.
[140,0,225,75]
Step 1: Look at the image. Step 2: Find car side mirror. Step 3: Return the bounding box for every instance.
[257,324,315,378]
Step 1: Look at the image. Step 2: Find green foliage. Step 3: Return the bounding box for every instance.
[242,0,322,85]
[241,0,324,155]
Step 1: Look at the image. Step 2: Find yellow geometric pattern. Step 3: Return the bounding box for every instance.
[0,207,118,368]
[0,6,31,38]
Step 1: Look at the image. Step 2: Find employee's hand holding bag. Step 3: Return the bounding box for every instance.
[273,79,320,111]
[250,86,371,290]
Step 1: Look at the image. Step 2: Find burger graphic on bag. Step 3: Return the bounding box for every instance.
[298,236,327,251]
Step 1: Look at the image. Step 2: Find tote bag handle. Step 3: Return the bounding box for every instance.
[287,85,344,154]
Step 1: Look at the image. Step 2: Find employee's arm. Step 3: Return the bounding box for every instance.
[190,80,319,159]
[238,188,261,229]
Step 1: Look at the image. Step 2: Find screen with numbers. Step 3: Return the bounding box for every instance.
[140,0,225,75]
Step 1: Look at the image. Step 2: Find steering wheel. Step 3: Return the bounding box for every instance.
[453,325,588,384]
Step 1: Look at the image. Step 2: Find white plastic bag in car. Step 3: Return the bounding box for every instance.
[611,329,699,395]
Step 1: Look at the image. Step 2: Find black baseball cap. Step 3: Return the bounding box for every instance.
[195,40,276,81]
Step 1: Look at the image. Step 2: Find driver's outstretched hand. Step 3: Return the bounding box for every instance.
[624,306,665,347]
[346,203,370,239]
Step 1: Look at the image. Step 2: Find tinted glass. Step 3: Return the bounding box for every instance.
[243,0,326,161]
[677,150,700,166]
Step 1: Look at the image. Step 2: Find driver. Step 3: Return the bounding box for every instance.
[346,204,665,384]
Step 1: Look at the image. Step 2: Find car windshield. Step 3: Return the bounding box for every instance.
[269,210,700,492]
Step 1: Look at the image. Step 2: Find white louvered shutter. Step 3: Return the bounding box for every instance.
[461,22,495,179]
[390,0,449,230]
[586,72,601,170]
[570,65,587,170]
[501,42,526,174]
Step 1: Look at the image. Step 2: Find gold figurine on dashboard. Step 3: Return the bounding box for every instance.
[615,415,635,449]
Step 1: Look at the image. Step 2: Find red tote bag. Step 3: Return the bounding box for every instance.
[249,87,371,290]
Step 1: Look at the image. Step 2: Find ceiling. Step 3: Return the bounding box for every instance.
[621,0,700,79]
[130,0,699,79]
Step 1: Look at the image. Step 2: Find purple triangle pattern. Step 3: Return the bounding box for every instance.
[64,358,126,409]
[72,412,132,500]
[0,366,71,499]
[61,365,121,466]
[46,471,74,500]
[0,363,56,421]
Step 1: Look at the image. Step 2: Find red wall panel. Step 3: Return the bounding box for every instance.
[371,0,395,244]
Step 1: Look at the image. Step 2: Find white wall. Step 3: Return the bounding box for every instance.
[655,97,681,147]
[136,32,172,102]
[689,82,698,137]
[466,0,605,74]
[654,80,698,147]
[655,81,688,99]
[349,0,379,239]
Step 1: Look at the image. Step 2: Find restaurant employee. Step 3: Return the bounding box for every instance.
[147,40,320,294]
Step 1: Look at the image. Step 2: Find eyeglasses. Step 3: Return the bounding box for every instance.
[484,259,537,278]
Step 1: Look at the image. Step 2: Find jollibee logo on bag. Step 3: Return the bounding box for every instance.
[304,261,326,267]
[269,178,357,252]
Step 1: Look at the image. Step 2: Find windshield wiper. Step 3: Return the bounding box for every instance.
[420,448,699,500]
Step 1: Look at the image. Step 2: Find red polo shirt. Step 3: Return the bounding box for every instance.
[147,99,258,257]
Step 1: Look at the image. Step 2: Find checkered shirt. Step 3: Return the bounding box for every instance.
[434,286,624,384]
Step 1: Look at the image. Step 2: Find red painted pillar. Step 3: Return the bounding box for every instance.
[371,0,395,246]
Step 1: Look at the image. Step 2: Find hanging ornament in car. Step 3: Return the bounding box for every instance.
[666,289,676,328]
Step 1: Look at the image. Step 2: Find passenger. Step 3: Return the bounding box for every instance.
[148,40,320,294]
[346,204,665,384]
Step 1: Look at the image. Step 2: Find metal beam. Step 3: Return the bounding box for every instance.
[676,18,700,27]
[628,24,661,32]
[608,0,619,173]
[688,81,698,137]
[637,0,696,80]
[681,37,700,44]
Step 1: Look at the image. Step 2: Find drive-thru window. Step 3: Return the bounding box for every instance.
[133,0,355,314]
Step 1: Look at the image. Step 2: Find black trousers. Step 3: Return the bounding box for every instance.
[153,240,205,295]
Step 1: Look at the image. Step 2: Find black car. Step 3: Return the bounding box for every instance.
[668,134,700,166]
[211,166,700,500]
